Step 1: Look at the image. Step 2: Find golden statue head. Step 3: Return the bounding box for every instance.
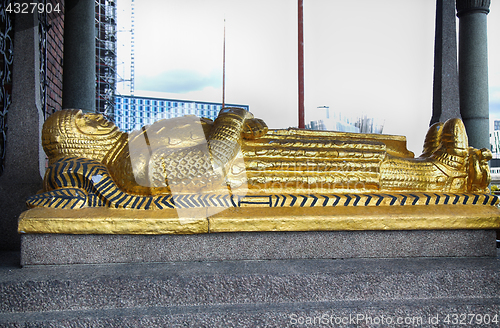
[42,109,124,165]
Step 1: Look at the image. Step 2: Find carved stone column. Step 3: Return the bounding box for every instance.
[456,0,490,149]
[0,8,44,250]
[62,0,95,112]
[431,0,460,125]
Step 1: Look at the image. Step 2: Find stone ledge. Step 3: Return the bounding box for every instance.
[2,298,499,327]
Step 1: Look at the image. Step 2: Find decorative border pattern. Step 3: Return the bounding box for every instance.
[237,192,499,208]
[28,189,499,210]
[28,157,500,210]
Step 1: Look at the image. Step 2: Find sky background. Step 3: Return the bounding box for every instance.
[116,0,500,155]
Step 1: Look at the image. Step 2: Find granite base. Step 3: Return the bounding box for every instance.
[21,229,497,266]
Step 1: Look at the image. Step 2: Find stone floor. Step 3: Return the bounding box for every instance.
[1,250,500,327]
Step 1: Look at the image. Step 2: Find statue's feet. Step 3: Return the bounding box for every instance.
[429,118,469,191]
[420,122,443,158]
[468,147,492,192]
[430,118,469,168]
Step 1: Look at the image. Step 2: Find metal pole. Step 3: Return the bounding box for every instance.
[298,0,305,128]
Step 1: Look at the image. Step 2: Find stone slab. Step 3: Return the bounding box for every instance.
[20,229,497,266]
[1,251,500,327]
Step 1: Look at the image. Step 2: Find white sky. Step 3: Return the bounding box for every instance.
[116,0,500,155]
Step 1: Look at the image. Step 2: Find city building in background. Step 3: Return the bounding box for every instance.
[490,120,500,159]
[115,95,249,132]
[305,106,384,134]
[95,0,117,117]
[490,120,500,184]
[354,115,385,134]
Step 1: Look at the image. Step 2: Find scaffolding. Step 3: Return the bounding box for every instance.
[129,0,136,127]
[95,0,117,120]
[130,0,135,97]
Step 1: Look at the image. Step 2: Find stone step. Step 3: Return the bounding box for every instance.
[1,298,500,327]
[1,251,500,327]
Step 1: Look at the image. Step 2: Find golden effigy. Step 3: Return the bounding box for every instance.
[19,108,500,234]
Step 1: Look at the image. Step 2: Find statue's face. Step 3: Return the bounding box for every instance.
[75,112,116,135]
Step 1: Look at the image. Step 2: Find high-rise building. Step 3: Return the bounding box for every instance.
[115,95,249,132]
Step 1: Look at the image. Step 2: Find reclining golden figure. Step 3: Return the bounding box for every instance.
[28,108,491,209]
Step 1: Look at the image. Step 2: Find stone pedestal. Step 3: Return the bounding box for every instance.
[10,194,500,326]
[18,199,500,265]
